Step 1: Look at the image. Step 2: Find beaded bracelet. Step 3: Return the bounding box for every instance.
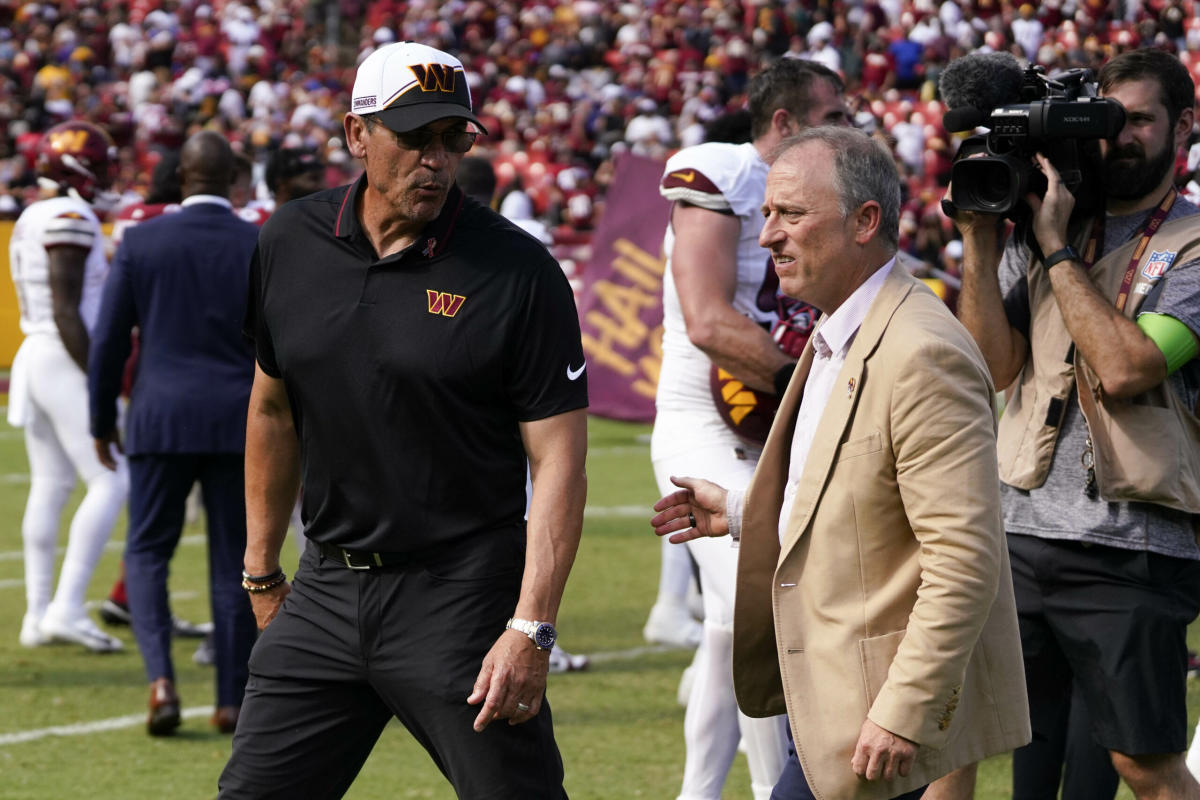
[242,567,284,584]
[242,572,287,593]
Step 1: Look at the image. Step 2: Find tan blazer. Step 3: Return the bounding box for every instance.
[733,264,1031,800]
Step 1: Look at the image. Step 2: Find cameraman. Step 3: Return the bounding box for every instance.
[953,47,1200,800]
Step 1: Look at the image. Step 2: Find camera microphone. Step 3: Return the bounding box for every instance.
[939,52,1025,131]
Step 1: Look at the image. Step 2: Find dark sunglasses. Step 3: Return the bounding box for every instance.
[386,125,478,154]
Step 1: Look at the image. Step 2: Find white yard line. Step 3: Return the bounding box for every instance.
[0,706,215,746]
[588,445,650,456]
[583,505,649,518]
[0,644,685,746]
[585,643,680,662]
[0,533,206,563]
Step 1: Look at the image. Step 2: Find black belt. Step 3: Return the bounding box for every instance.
[317,541,408,570]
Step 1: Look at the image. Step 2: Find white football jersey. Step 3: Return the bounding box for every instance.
[657,141,775,412]
[9,196,109,336]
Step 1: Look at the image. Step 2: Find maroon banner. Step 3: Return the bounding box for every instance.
[577,152,670,423]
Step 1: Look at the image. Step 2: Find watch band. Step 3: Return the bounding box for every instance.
[507,618,537,637]
[1043,245,1080,271]
[506,617,557,650]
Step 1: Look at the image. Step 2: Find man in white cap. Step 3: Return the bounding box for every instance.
[218,41,587,798]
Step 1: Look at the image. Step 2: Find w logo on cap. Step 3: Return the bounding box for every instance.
[410,64,456,93]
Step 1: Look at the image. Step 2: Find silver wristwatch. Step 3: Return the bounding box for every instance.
[506,617,557,650]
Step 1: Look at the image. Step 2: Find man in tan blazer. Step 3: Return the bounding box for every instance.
[652,127,1030,800]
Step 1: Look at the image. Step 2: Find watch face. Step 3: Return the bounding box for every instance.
[534,622,557,649]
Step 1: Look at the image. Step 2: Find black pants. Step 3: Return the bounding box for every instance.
[1011,681,1118,800]
[218,536,566,799]
[1008,532,1200,799]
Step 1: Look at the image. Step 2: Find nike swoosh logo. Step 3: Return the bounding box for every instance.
[669,170,696,183]
[566,361,586,381]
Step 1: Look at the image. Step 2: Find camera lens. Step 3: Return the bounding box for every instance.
[950,152,1028,216]
[974,162,1013,209]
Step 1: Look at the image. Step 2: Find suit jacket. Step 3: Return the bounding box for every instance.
[89,201,259,454]
[732,264,1030,800]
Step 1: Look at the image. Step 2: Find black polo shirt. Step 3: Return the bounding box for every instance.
[248,177,588,552]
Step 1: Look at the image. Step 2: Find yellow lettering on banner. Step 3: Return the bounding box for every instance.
[586,281,653,347]
[633,324,664,400]
[613,257,660,291]
[581,238,666,396]
[613,238,665,276]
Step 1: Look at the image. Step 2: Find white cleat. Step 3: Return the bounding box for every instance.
[19,613,50,648]
[643,601,703,648]
[548,645,589,674]
[40,611,124,653]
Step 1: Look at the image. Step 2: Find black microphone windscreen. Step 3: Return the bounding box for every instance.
[942,106,987,132]
[939,52,1025,117]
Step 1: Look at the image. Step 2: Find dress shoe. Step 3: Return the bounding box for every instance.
[212,705,240,734]
[147,678,181,736]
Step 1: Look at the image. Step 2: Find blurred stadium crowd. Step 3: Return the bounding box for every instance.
[4,0,1200,285]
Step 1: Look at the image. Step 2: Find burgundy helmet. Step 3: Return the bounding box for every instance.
[710,365,780,447]
[36,120,117,202]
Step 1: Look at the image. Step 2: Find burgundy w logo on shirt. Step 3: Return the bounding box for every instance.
[427,290,466,317]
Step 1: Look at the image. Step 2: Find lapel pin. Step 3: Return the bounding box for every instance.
[847,377,856,397]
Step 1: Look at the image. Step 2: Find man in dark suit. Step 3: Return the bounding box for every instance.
[89,130,259,736]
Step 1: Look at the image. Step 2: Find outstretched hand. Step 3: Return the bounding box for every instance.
[650,476,729,543]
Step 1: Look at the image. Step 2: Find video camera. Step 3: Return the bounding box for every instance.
[943,65,1125,220]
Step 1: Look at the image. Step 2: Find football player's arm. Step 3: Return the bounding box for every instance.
[242,364,299,630]
[48,244,90,371]
[468,408,587,732]
[671,203,793,392]
[89,243,137,470]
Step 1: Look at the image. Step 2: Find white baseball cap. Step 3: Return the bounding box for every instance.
[351,42,488,134]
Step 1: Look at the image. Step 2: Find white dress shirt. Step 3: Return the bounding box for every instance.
[181,194,234,210]
[776,258,895,541]
[725,259,897,544]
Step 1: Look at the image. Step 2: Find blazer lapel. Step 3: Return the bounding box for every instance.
[779,264,917,558]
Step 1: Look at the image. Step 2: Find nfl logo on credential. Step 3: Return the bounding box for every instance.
[1143,249,1176,280]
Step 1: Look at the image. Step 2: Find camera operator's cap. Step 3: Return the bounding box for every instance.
[351,42,488,135]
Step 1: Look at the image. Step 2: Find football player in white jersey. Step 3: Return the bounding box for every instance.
[9,120,128,652]
[650,60,851,800]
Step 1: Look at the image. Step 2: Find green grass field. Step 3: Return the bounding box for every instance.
[0,415,1193,798]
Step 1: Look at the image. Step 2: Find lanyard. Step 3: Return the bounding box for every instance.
[1077,186,1176,499]
[1082,187,1177,312]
